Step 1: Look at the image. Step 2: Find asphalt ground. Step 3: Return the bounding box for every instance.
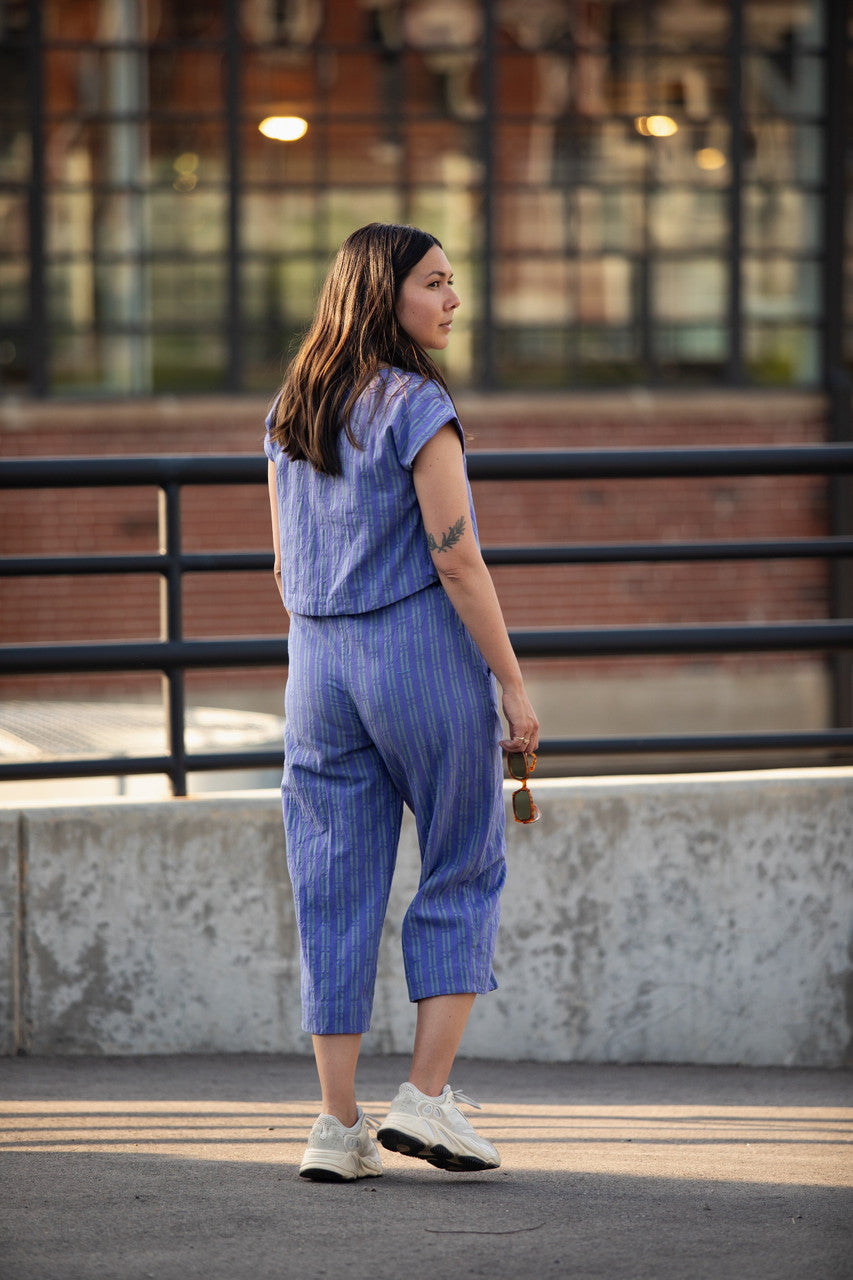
[0,1054,851,1280]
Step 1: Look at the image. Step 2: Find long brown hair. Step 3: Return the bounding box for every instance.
[270,222,451,476]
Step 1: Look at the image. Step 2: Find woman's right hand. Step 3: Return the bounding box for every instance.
[499,685,539,754]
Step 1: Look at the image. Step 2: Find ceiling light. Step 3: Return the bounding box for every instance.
[635,115,679,138]
[259,116,309,142]
[696,147,726,170]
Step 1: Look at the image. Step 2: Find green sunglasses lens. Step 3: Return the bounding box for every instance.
[508,752,528,779]
[513,788,533,821]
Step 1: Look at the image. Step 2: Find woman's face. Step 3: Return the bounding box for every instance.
[395,244,460,350]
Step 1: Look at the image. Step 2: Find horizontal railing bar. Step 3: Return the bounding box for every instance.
[0,755,177,781]
[2,730,851,784]
[0,554,168,577]
[5,536,853,579]
[2,620,852,676]
[538,730,853,754]
[0,751,283,782]
[0,552,274,576]
[0,639,289,674]
[468,445,853,480]
[483,537,853,565]
[4,537,853,579]
[3,444,853,489]
[510,621,853,658]
[0,456,264,487]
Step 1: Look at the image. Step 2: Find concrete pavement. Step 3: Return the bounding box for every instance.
[1,1054,851,1280]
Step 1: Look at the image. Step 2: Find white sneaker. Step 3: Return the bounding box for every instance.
[298,1108,383,1182]
[377,1083,501,1172]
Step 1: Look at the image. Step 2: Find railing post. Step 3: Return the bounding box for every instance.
[158,482,187,795]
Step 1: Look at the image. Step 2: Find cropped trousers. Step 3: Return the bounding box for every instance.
[282,581,507,1035]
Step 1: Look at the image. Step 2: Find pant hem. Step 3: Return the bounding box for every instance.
[406,977,498,1004]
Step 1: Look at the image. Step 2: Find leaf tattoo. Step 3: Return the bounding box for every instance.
[427,514,466,553]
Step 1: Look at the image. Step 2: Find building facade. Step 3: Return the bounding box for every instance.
[1,0,849,398]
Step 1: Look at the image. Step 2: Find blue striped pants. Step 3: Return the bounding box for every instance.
[282,581,507,1034]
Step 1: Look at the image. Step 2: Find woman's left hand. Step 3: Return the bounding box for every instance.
[499,685,539,754]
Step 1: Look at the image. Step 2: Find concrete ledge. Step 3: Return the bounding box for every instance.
[1,768,851,1065]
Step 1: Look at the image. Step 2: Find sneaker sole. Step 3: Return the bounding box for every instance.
[377,1126,498,1173]
[299,1163,382,1182]
[299,1165,354,1182]
[298,1152,383,1182]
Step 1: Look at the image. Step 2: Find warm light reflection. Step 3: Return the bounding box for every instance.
[172,152,199,193]
[259,115,309,141]
[173,152,199,173]
[635,114,679,137]
[696,147,727,170]
[2,1099,850,1184]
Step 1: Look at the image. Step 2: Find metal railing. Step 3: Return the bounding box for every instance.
[2,444,853,793]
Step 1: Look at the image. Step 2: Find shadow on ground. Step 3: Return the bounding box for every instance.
[1,1054,850,1280]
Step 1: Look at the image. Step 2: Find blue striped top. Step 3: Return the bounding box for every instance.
[265,367,477,616]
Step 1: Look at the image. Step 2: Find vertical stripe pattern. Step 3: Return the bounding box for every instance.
[283,582,507,1034]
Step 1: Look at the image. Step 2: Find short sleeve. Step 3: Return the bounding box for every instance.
[392,377,463,470]
[263,406,280,461]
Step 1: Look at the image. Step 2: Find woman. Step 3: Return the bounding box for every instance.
[266,222,539,1182]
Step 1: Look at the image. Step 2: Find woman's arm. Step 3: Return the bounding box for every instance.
[412,424,539,752]
[267,459,285,606]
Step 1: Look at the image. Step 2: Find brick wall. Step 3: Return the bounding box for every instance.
[0,390,830,696]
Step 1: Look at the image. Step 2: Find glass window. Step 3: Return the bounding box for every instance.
[652,258,727,324]
[495,256,575,326]
[743,186,821,252]
[744,121,823,184]
[242,255,324,329]
[0,257,28,323]
[3,0,844,394]
[148,189,227,254]
[495,326,572,390]
[576,188,647,254]
[743,257,821,322]
[649,189,728,251]
[577,326,643,385]
[497,189,571,254]
[0,190,28,268]
[324,187,405,241]
[745,323,819,386]
[151,332,227,393]
[149,261,227,326]
[744,1,823,48]
[652,2,730,50]
[655,324,728,378]
[743,53,824,117]
[242,191,321,254]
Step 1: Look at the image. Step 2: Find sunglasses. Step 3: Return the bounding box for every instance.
[507,751,540,824]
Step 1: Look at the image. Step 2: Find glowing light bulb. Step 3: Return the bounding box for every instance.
[645,115,678,137]
[696,147,726,170]
[635,115,679,137]
[173,152,199,174]
[259,116,309,142]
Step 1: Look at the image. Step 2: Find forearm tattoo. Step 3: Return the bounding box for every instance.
[427,514,466,553]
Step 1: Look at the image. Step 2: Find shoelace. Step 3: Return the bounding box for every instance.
[444,1086,483,1111]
